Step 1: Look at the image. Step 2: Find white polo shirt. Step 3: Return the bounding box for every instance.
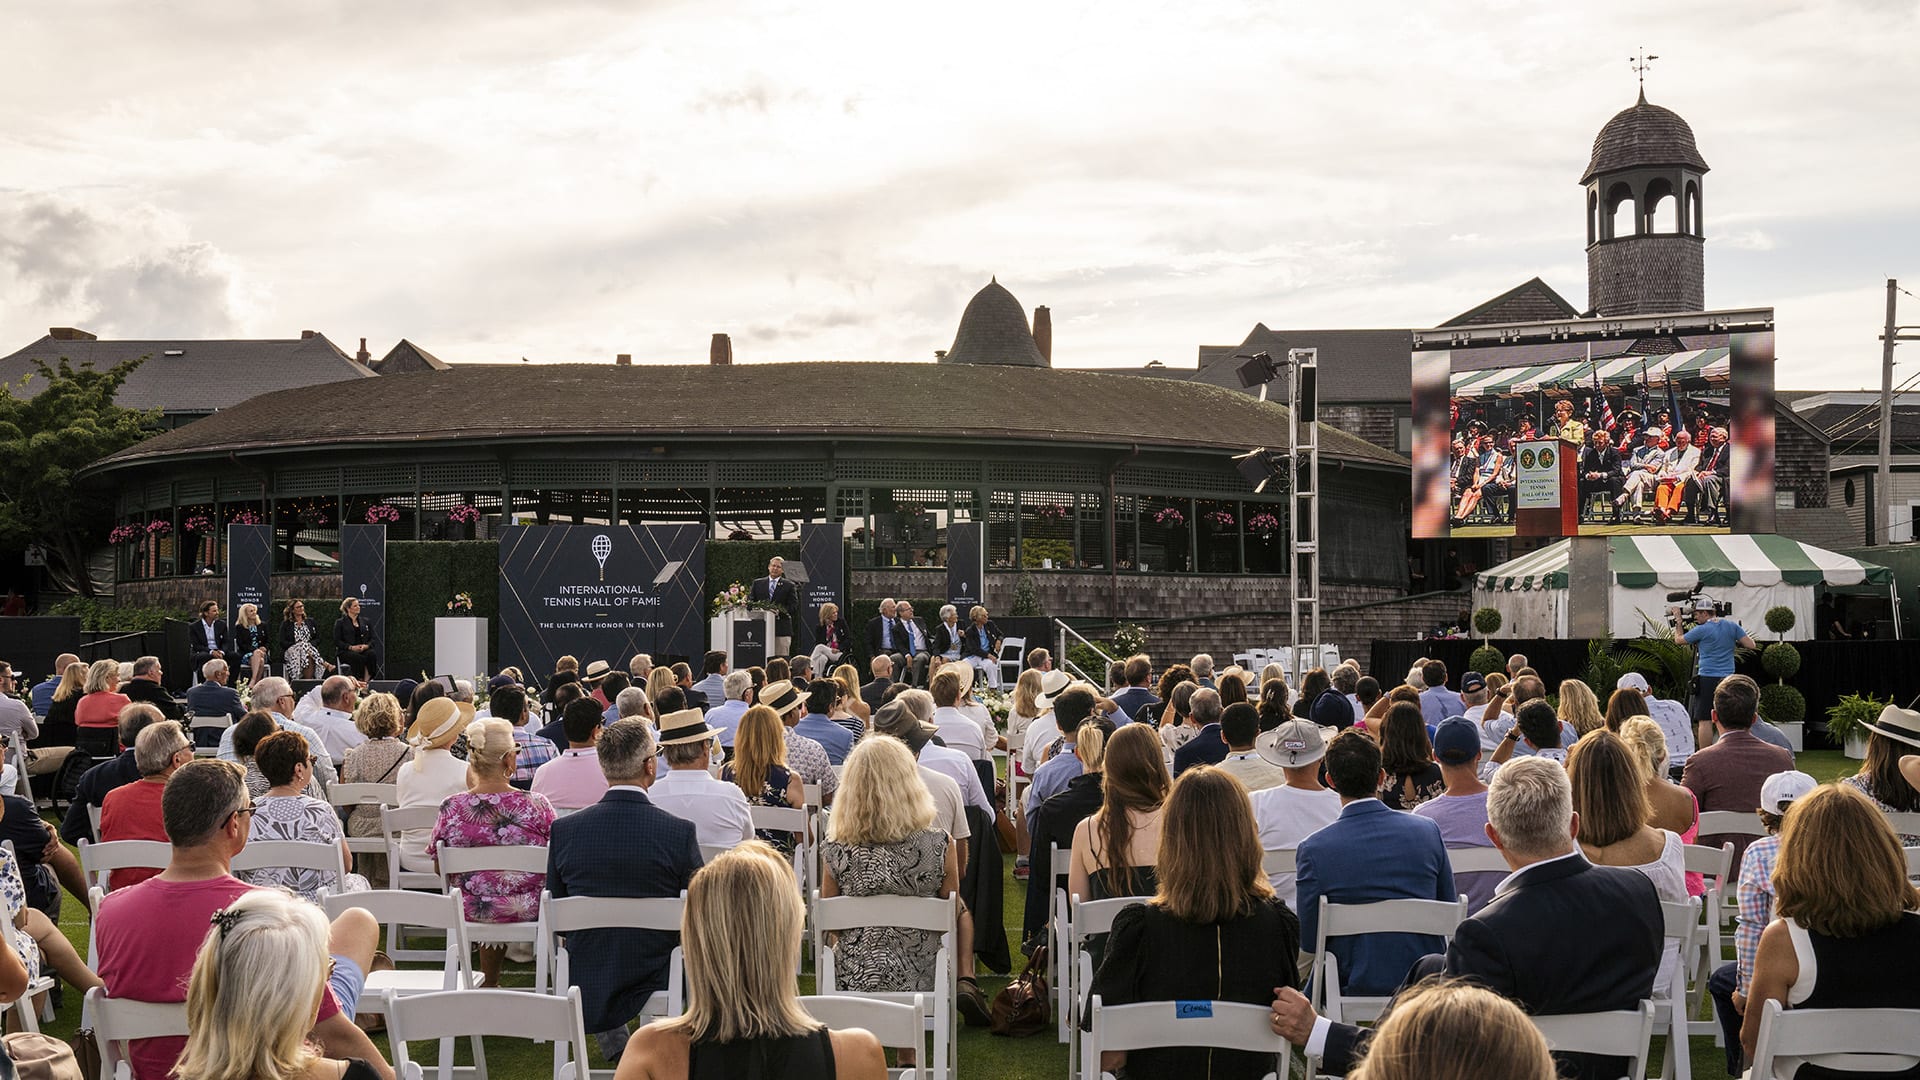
[648,767,755,849]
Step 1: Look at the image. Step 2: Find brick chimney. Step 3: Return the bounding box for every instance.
[615,353,631,366]
[356,338,371,364]
[300,330,317,339]
[47,327,96,341]
[1032,306,1052,364]
[710,334,733,366]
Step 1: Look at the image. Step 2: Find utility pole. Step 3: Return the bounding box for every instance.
[1880,279,1897,544]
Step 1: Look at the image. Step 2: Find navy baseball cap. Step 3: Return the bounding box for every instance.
[1461,672,1486,693]
[1433,717,1482,765]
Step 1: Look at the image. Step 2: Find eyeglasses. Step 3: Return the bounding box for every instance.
[231,804,255,823]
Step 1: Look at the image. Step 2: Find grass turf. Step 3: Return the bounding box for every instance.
[32,749,1859,1077]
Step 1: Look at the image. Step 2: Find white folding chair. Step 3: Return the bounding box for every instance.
[77,838,172,894]
[1311,896,1468,1024]
[324,890,485,1075]
[1047,844,1075,1043]
[437,844,549,989]
[538,891,686,1023]
[813,892,956,1080]
[699,843,734,865]
[1086,996,1289,1080]
[1695,810,1766,839]
[381,805,446,892]
[386,986,593,1080]
[1529,1002,1658,1080]
[1906,846,1920,879]
[1445,846,1510,876]
[1653,897,1701,1080]
[1232,652,1255,673]
[1005,730,1029,820]
[1681,841,1734,1037]
[87,803,102,840]
[85,987,189,1080]
[230,839,349,895]
[1068,895,1151,1078]
[329,782,399,866]
[190,715,231,756]
[800,994,928,1079]
[1261,848,1297,878]
[1749,1001,1920,1080]
[1319,644,1340,668]
[998,636,1026,687]
[1884,810,1920,838]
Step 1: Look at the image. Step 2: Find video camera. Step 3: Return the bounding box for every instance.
[1666,588,1732,624]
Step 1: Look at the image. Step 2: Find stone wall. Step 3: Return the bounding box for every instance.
[114,573,341,611]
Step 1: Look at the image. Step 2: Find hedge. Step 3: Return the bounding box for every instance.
[49,597,193,632]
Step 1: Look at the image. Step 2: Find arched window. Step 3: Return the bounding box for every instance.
[1685,181,1702,236]
[1588,190,1599,245]
[1605,182,1635,240]
[1644,178,1677,234]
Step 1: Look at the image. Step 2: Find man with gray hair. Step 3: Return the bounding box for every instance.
[1189,653,1216,688]
[98,720,196,888]
[122,654,184,720]
[627,654,653,682]
[866,598,908,682]
[614,686,650,720]
[546,719,701,1061]
[215,676,338,792]
[186,658,246,736]
[1506,653,1529,679]
[705,670,755,749]
[60,702,164,844]
[1330,663,1363,726]
[305,674,364,768]
[1271,757,1664,1079]
[1171,687,1227,776]
[896,601,932,687]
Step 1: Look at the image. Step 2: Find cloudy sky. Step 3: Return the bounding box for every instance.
[2,0,1915,389]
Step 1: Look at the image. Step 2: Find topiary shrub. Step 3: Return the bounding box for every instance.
[1758,682,1806,726]
[1469,645,1507,676]
[1764,605,1796,639]
[1761,642,1802,681]
[1472,607,1503,641]
[1009,573,1042,618]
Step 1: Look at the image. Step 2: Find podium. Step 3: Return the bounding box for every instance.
[1512,439,1580,537]
[710,610,775,671]
[434,617,488,680]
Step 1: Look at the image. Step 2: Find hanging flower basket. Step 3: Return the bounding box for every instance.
[183,514,213,534]
[108,525,141,546]
[1249,512,1281,538]
[365,504,401,525]
[229,509,264,526]
[1204,510,1236,530]
[1153,507,1185,527]
[1032,503,1068,522]
[447,504,481,524]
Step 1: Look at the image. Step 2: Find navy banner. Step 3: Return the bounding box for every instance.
[497,524,706,680]
[794,523,845,653]
[947,522,985,612]
[339,525,387,679]
[226,525,273,626]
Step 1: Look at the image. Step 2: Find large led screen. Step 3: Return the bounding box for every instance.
[1412,323,1775,538]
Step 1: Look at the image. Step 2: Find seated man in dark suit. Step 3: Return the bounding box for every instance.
[186,601,229,674]
[1106,655,1161,727]
[184,660,247,746]
[1272,756,1663,1080]
[1295,731,1456,998]
[865,598,908,682]
[1578,429,1625,523]
[121,656,184,721]
[546,718,703,1063]
[861,655,894,715]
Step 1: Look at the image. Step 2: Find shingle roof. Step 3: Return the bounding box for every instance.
[0,333,375,414]
[1440,277,1581,327]
[1580,93,1710,184]
[88,361,1409,473]
[1193,326,1416,404]
[374,339,449,375]
[940,279,1048,368]
[1799,403,1920,456]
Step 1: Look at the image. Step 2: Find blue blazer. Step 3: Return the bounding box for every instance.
[546,789,703,1033]
[1108,687,1161,726]
[1296,799,1456,998]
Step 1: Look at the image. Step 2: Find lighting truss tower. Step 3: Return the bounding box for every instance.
[1288,349,1320,677]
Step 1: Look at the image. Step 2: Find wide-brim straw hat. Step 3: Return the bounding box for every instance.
[757,680,806,716]
[1862,705,1920,750]
[408,698,474,751]
[657,708,718,746]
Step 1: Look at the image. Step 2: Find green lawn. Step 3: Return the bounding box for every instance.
[34,750,1860,1078]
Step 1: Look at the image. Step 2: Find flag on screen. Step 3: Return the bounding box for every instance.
[1667,375,1684,437]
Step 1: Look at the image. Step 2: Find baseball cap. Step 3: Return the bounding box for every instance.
[1616,672,1651,693]
[1758,770,1817,815]
[1693,596,1715,610]
[1433,717,1482,765]
[1256,719,1326,768]
[487,674,519,692]
[1461,672,1486,694]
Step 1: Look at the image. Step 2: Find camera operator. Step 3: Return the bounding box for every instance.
[1670,595,1755,751]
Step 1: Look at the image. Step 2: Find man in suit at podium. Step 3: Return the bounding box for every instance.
[749,556,802,657]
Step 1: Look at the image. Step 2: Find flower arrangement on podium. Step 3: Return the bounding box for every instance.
[447,592,474,613]
[712,582,781,617]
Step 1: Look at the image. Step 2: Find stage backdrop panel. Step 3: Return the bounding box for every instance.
[947,522,985,612]
[340,525,387,678]
[497,525,706,680]
[794,523,845,653]
[226,525,273,623]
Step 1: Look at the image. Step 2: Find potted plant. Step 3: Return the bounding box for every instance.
[1469,606,1505,675]
[1825,692,1885,760]
[1759,639,1806,750]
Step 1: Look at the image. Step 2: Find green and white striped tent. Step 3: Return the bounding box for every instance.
[1473,535,1895,640]
[1450,347,1730,396]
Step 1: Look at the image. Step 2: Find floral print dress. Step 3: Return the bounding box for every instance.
[821,828,950,993]
[428,790,555,923]
[0,846,37,980]
[721,762,797,855]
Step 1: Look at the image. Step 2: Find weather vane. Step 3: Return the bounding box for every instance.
[1630,47,1659,96]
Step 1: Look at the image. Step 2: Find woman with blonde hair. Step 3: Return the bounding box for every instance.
[1741,783,1920,1074]
[175,889,380,1080]
[1618,716,1702,894]
[1348,978,1556,1080]
[1556,679,1605,738]
[1005,668,1050,763]
[831,663,869,725]
[721,705,804,853]
[1069,723,1170,903]
[645,666,679,711]
[429,717,554,985]
[74,657,131,756]
[819,736,957,1005]
[233,602,269,685]
[1567,729,1686,992]
[1090,766,1299,1078]
[341,691,410,885]
[616,844,885,1080]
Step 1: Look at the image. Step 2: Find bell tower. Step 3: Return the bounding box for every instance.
[1582,86,1709,316]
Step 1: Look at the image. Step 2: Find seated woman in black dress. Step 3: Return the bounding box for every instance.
[1090,765,1302,1080]
[173,888,384,1080]
[334,598,378,681]
[1741,782,1920,1079]
[1068,722,1170,903]
[616,843,886,1080]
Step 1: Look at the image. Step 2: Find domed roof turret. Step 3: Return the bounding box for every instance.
[940,278,1048,368]
[1580,92,1710,184]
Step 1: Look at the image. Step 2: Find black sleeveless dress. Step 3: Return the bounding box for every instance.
[689,1027,836,1080]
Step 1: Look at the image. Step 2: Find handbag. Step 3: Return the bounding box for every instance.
[987,942,1050,1037]
[7,1031,85,1080]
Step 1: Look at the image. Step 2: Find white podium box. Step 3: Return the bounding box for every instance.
[710,610,775,672]
[434,617,488,680]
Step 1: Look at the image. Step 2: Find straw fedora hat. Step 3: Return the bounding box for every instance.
[408,697,474,751]
[1862,705,1920,750]
[657,708,718,746]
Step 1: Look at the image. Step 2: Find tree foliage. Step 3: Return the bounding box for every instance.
[0,358,159,595]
